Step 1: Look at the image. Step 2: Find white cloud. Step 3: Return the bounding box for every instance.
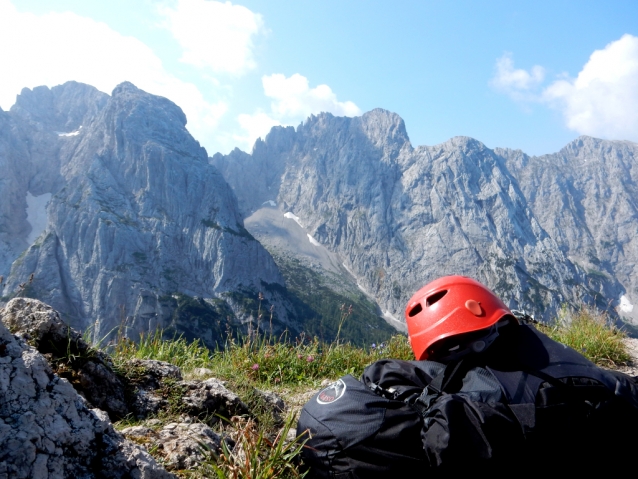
[491,35,638,142]
[263,73,361,119]
[490,52,545,100]
[236,73,361,151]
[542,34,638,141]
[0,0,227,153]
[0,2,358,155]
[158,0,264,75]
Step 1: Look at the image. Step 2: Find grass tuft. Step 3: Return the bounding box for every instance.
[208,332,413,389]
[113,330,213,371]
[198,414,308,479]
[538,304,630,367]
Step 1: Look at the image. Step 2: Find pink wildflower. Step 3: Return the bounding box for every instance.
[251,363,259,371]
[306,355,314,362]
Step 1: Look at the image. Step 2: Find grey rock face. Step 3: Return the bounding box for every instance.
[126,359,183,389]
[0,303,174,479]
[0,83,108,279]
[124,359,183,419]
[3,297,129,418]
[121,422,226,471]
[213,109,637,323]
[496,137,638,324]
[1,81,289,343]
[158,422,223,470]
[254,388,286,425]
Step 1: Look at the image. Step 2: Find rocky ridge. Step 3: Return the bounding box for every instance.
[213,110,638,326]
[0,298,174,479]
[495,137,638,325]
[3,81,638,340]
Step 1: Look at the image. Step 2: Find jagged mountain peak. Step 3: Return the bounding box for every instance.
[110,81,188,127]
[11,81,108,132]
[255,125,296,153]
[443,135,487,149]
[357,108,411,152]
[558,135,638,160]
[297,108,411,153]
[214,109,638,329]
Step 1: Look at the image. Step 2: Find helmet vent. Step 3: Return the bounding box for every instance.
[426,290,448,307]
[408,303,423,317]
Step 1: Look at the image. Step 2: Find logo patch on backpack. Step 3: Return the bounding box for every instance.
[317,379,346,404]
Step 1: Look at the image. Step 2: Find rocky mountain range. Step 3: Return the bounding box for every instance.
[212,110,638,330]
[2,81,637,345]
[0,81,395,347]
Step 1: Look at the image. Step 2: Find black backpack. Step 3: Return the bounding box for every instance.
[297,325,638,478]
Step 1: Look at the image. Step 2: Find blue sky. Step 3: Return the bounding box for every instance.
[1,0,637,156]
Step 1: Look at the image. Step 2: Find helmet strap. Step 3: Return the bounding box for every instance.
[431,318,511,363]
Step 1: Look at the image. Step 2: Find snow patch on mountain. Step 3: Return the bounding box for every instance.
[26,192,51,244]
[56,126,82,137]
[307,234,320,246]
[284,212,303,227]
[383,310,406,331]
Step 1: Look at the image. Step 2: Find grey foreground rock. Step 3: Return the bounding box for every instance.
[2,297,129,419]
[0,305,174,479]
[180,378,250,419]
[1,298,297,476]
[254,389,286,425]
[125,359,183,419]
[122,422,225,471]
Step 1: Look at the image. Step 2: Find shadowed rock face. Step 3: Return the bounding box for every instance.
[213,109,638,324]
[1,81,289,341]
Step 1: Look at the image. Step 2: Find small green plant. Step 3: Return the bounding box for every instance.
[201,414,308,479]
[539,304,630,367]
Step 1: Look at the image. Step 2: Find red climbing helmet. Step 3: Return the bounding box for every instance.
[405,276,515,360]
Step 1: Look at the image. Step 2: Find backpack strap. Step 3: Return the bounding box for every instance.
[428,359,465,394]
[413,360,465,414]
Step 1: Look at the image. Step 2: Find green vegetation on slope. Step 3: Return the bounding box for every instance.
[112,330,413,478]
[269,255,398,347]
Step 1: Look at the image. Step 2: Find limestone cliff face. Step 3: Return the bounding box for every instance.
[496,137,638,323]
[213,110,635,323]
[0,82,107,279]
[1,82,287,341]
